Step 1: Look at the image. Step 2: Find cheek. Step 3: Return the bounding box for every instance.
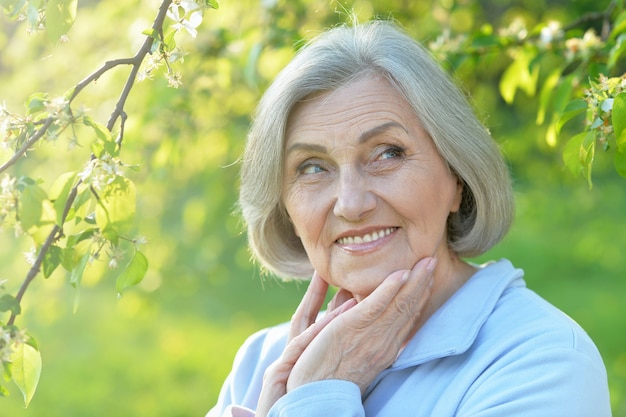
[283,187,326,242]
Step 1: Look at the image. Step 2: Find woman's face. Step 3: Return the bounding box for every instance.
[282,75,463,300]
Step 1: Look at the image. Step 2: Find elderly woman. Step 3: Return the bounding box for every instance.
[207,21,611,417]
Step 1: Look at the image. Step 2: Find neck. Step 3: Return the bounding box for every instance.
[404,255,477,346]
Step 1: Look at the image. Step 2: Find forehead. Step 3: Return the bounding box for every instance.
[285,75,421,142]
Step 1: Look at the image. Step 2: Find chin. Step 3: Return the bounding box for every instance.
[334,270,388,300]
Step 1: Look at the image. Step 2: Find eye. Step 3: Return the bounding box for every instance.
[378,145,405,160]
[296,160,326,175]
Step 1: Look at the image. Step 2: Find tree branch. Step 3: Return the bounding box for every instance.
[0,0,173,173]
[67,58,137,103]
[106,0,173,135]
[6,0,174,324]
[0,118,54,174]
[6,186,73,326]
[562,0,618,39]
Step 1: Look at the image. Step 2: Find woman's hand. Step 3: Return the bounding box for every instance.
[256,272,356,417]
[287,257,435,393]
[256,257,435,416]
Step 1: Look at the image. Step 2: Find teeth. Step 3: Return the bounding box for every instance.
[337,228,396,245]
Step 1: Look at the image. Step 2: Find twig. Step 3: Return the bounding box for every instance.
[67,58,137,103]
[0,0,173,173]
[6,0,174,324]
[106,0,173,135]
[562,0,618,39]
[5,182,78,326]
[0,118,54,174]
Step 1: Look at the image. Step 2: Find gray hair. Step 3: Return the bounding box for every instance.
[239,20,514,280]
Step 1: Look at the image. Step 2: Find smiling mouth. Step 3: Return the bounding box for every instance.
[336,227,398,245]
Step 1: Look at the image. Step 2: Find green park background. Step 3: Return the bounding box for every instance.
[1,0,625,415]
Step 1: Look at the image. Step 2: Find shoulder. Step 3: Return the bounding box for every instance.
[231,321,290,380]
[468,259,600,357]
[490,283,601,358]
[457,268,611,415]
[218,322,290,411]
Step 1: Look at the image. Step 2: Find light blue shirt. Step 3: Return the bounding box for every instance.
[207,259,611,416]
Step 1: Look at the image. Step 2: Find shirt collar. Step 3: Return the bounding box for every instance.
[392,259,525,369]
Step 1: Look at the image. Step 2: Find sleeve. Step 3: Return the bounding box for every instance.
[206,326,288,417]
[206,323,367,417]
[269,380,365,417]
[458,345,612,417]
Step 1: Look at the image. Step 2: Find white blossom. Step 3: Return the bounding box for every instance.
[24,247,37,266]
[167,1,203,38]
[539,21,563,46]
[601,98,614,112]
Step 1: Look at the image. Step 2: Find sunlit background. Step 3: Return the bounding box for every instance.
[1,0,625,415]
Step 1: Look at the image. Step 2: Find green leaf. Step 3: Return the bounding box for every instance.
[0,294,21,315]
[71,187,92,221]
[116,251,148,295]
[499,62,518,104]
[608,34,626,69]
[142,28,157,39]
[0,0,24,17]
[562,132,586,176]
[470,34,500,48]
[25,92,48,116]
[536,67,562,125]
[552,73,576,115]
[499,51,539,104]
[17,182,47,231]
[69,252,90,289]
[610,11,626,41]
[3,357,12,380]
[614,148,626,177]
[244,42,263,87]
[613,92,626,150]
[95,176,136,242]
[83,116,116,157]
[49,171,77,226]
[10,342,42,407]
[65,229,96,249]
[557,99,587,133]
[207,0,219,9]
[43,245,63,278]
[46,0,77,42]
[581,131,596,188]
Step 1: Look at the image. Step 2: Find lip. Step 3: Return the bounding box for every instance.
[334,226,399,253]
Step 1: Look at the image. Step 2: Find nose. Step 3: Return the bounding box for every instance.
[332,169,377,222]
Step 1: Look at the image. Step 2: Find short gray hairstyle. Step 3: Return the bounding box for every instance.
[239,20,514,280]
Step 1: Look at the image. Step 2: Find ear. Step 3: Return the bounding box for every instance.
[450,176,464,213]
[285,208,300,237]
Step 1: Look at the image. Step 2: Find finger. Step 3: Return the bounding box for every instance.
[259,297,357,417]
[348,268,411,324]
[283,297,357,366]
[400,256,436,310]
[346,257,435,328]
[288,271,329,341]
[384,257,435,335]
[327,288,354,312]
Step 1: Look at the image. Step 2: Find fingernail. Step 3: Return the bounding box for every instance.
[344,298,357,310]
[426,257,437,273]
[401,270,411,282]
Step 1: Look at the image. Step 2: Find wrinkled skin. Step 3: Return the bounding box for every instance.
[256,259,435,417]
[256,76,476,416]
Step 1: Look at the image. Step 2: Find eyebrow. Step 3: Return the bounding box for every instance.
[358,121,408,144]
[286,121,408,155]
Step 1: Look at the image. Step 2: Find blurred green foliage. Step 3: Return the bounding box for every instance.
[0,0,625,415]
